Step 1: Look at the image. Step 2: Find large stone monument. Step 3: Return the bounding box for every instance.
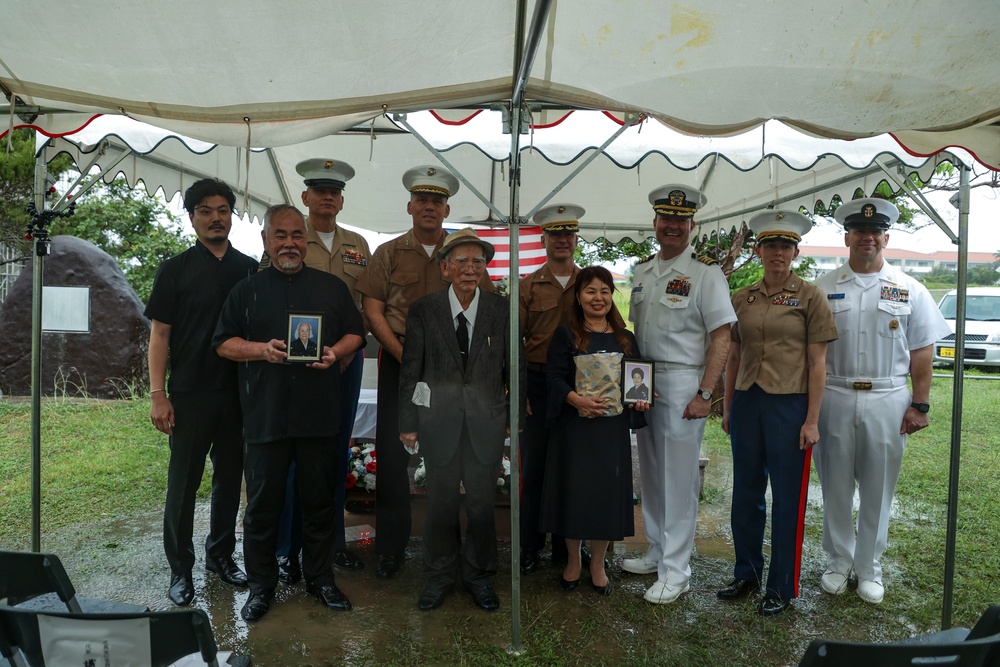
[0,236,150,398]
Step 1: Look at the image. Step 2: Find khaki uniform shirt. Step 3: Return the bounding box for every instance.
[355,228,495,339]
[730,274,838,394]
[518,264,579,367]
[260,218,371,312]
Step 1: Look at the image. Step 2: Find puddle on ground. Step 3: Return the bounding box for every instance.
[13,441,916,665]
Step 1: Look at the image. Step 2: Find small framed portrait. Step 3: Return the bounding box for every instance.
[622,359,654,405]
[287,312,323,363]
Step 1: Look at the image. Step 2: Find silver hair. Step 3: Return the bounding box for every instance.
[262,204,305,237]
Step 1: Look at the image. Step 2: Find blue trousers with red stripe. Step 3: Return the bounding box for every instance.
[729,384,811,600]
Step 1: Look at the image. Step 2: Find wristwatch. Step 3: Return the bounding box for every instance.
[697,388,712,401]
[910,402,930,413]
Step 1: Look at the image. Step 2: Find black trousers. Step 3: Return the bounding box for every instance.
[163,390,244,576]
[424,422,501,590]
[374,351,412,559]
[243,437,338,595]
[519,369,566,559]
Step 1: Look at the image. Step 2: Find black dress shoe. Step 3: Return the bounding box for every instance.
[716,578,760,600]
[520,549,540,575]
[560,576,581,591]
[375,555,401,580]
[168,573,194,606]
[306,583,353,612]
[757,595,790,616]
[276,555,302,585]
[467,583,500,612]
[334,549,365,571]
[206,555,248,587]
[592,577,614,597]
[417,585,454,611]
[240,591,272,622]
[579,545,611,571]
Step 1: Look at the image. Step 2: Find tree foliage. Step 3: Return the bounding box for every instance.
[1,129,72,259]
[2,130,190,302]
[49,179,190,303]
[575,236,657,269]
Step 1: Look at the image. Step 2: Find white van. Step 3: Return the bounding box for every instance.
[934,287,1000,367]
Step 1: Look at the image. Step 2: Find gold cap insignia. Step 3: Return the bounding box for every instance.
[862,204,876,218]
[427,167,437,176]
[324,160,333,169]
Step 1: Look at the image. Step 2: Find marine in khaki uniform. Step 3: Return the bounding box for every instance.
[355,165,493,580]
[263,159,372,584]
[517,204,582,574]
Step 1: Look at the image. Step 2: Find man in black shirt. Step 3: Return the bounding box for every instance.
[214,204,365,623]
[145,179,258,606]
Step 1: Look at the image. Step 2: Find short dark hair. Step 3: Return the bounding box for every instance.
[183,179,236,214]
[632,368,644,380]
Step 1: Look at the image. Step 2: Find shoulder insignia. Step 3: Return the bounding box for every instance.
[636,255,654,265]
[696,254,718,266]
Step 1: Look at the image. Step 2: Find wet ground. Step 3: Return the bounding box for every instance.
[25,443,844,666]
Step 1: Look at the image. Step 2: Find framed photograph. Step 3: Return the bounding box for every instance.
[287,312,323,363]
[622,359,654,405]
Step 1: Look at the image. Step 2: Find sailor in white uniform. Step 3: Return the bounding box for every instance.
[813,197,949,605]
[622,184,737,604]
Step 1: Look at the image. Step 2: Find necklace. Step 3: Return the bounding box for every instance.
[585,321,610,334]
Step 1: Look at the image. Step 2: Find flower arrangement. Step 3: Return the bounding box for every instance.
[347,444,376,492]
[414,455,512,494]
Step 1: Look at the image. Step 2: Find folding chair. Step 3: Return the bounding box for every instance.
[0,551,146,614]
[0,606,250,667]
[798,605,1000,667]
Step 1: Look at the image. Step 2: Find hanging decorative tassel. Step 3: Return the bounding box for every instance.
[243,117,252,217]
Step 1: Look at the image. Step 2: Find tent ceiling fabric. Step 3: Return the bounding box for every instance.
[3,1,1000,165]
[41,111,957,242]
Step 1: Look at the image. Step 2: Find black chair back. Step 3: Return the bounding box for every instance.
[0,606,221,667]
[0,551,81,612]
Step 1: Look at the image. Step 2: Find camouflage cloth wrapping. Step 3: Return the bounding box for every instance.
[573,351,624,417]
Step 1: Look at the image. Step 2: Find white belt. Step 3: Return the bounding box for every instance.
[654,362,703,372]
[826,376,908,390]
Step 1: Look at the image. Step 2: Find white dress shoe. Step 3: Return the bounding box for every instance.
[622,553,659,575]
[643,580,689,604]
[857,579,884,604]
[820,570,849,595]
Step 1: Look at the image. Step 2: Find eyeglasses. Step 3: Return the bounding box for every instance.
[194,205,232,217]
[450,257,488,271]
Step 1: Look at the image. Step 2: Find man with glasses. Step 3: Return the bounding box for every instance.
[146,178,258,606]
[398,228,524,612]
[356,165,493,581]
[813,198,949,604]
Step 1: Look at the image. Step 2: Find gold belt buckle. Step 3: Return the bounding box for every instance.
[852,381,873,390]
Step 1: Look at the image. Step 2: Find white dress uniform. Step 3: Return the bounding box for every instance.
[630,252,737,585]
[813,262,949,583]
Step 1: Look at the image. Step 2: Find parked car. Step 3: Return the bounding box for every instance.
[934,287,1000,367]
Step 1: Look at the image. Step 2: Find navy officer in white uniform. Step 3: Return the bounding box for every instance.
[623,184,737,604]
[813,197,949,605]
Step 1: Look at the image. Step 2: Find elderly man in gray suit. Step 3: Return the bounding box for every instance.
[399,227,525,613]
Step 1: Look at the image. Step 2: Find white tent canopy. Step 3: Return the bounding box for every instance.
[3,1,1000,165]
[39,111,962,242]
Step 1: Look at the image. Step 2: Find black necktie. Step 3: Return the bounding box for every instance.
[456,312,469,367]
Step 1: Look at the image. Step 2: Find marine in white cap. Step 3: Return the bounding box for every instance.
[355,165,493,581]
[517,204,583,573]
[813,198,949,604]
[622,184,737,604]
[267,158,372,583]
[719,209,837,616]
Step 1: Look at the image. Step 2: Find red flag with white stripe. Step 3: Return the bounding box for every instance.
[474,226,546,280]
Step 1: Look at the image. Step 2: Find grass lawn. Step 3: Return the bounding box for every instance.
[2,376,999,665]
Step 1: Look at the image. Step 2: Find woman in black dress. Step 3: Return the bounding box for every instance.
[540,266,649,596]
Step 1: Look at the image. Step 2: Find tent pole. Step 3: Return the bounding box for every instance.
[874,157,957,243]
[29,144,47,552]
[941,162,970,630]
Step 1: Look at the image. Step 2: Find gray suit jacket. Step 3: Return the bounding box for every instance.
[399,288,525,467]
